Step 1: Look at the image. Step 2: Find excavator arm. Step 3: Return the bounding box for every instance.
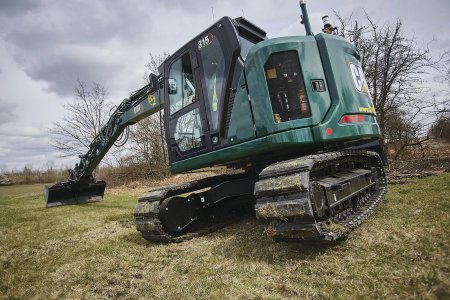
[44,74,163,207]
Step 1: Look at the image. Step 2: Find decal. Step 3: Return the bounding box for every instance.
[133,103,143,115]
[349,63,370,95]
[148,94,156,105]
[359,106,376,114]
[197,33,214,50]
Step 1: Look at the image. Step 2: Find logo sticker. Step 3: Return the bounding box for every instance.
[349,63,370,95]
[148,95,156,105]
[359,106,376,114]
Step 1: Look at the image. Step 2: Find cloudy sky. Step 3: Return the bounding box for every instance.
[0,0,449,171]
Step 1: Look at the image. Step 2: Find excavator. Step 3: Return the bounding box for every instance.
[44,1,387,243]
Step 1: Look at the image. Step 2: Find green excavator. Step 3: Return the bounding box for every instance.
[44,1,387,243]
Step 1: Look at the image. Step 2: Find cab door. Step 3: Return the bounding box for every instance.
[165,47,212,162]
[195,20,241,148]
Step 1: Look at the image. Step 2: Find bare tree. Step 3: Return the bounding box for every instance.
[124,52,170,175]
[443,51,450,82]
[335,11,436,157]
[49,80,113,157]
[429,52,450,141]
[143,52,169,84]
[125,116,167,175]
[437,51,450,120]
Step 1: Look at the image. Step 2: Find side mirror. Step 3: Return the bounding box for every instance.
[149,73,158,92]
[168,78,177,94]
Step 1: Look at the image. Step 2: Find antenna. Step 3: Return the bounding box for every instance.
[211,7,215,22]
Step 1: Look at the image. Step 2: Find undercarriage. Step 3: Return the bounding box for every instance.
[133,174,257,242]
[134,150,387,243]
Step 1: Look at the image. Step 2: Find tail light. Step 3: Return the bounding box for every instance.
[339,114,374,124]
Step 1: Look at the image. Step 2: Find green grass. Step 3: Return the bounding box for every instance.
[1,174,449,299]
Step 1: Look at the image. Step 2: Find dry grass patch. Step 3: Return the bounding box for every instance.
[0,173,449,299]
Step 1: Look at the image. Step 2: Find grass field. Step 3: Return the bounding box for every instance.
[1,174,449,299]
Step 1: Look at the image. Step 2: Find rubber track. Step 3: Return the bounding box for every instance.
[273,185,386,242]
[256,150,387,242]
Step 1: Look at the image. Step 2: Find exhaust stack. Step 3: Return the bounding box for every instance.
[299,0,313,35]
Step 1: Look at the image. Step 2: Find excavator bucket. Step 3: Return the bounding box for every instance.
[44,181,106,208]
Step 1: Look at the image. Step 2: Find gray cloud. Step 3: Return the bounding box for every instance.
[0,124,77,170]
[0,100,17,125]
[1,0,159,97]
[14,49,125,96]
[0,0,263,98]
[0,0,43,17]
[0,0,284,97]
[0,125,47,138]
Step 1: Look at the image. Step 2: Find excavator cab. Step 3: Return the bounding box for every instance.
[164,17,266,163]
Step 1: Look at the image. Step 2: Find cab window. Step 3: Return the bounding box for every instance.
[239,36,255,60]
[174,108,204,153]
[198,33,225,132]
[168,53,196,115]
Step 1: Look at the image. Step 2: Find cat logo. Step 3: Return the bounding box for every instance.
[148,95,156,105]
[349,63,370,95]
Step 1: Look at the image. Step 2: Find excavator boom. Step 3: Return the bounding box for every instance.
[45,75,163,207]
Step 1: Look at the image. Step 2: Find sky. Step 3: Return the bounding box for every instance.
[0,0,449,171]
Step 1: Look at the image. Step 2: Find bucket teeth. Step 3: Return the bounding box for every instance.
[44,181,106,207]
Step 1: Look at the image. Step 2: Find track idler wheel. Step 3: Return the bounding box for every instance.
[158,196,198,235]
